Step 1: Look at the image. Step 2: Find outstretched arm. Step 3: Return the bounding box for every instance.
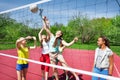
[16,36,36,49]
[62,37,78,47]
[42,17,53,36]
[42,16,50,28]
[38,28,44,42]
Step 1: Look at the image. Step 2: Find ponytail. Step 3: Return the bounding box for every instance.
[100,36,110,48]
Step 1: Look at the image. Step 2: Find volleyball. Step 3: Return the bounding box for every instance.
[29,4,38,13]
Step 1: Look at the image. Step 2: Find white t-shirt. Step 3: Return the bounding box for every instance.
[94,47,113,69]
[42,41,50,54]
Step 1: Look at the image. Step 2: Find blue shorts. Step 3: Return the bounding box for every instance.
[16,64,29,71]
[92,67,108,80]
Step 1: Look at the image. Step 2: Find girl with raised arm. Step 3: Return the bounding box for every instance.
[16,36,36,80]
[43,16,80,80]
[38,28,50,80]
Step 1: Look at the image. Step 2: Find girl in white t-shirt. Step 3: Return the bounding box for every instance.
[38,28,50,80]
[92,36,114,80]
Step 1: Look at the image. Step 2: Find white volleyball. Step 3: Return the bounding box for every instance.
[29,4,38,13]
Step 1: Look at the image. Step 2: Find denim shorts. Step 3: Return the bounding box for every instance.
[92,67,108,80]
[16,64,29,71]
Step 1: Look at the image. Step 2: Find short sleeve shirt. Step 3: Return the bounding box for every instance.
[95,47,113,68]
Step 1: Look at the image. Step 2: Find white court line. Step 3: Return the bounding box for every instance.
[0,53,120,80]
[114,63,120,77]
[0,0,51,14]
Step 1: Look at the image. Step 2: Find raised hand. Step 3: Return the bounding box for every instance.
[32,36,36,41]
[74,37,78,42]
[25,36,32,40]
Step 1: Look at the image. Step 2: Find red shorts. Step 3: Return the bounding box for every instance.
[40,54,50,72]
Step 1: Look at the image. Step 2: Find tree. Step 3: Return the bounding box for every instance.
[110,15,120,45]
[67,14,96,43]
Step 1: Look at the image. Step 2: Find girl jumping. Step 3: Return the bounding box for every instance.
[43,16,80,80]
[38,28,50,80]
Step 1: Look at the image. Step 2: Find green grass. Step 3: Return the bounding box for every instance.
[69,44,120,56]
[0,43,120,56]
[69,44,97,50]
[0,43,15,50]
[0,41,40,50]
[110,46,120,56]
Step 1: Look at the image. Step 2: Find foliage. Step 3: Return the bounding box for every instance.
[0,13,120,50]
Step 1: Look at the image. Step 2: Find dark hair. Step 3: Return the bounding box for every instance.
[100,36,110,48]
[53,33,63,47]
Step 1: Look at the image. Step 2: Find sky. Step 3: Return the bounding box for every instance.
[0,0,120,27]
[0,0,39,11]
[0,0,120,12]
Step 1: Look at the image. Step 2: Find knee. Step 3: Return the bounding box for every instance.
[22,73,26,78]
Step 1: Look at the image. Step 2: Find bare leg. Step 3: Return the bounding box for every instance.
[41,70,45,80]
[17,70,22,80]
[44,54,50,80]
[58,54,79,80]
[45,72,49,80]
[49,53,59,80]
[51,60,59,80]
[22,68,28,80]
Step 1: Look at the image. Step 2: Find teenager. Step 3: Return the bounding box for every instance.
[92,36,114,80]
[16,36,36,80]
[43,16,80,80]
[38,28,50,80]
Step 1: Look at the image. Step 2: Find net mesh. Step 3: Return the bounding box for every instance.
[0,51,120,80]
[0,0,120,80]
[0,0,120,43]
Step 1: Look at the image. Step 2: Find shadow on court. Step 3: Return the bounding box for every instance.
[48,71,83,80]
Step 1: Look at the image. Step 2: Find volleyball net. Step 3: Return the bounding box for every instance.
[0,0,120,80]
[0,0,120,43]
[0,52,120,80]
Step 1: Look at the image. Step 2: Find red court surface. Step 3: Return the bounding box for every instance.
[0,47,120,80]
